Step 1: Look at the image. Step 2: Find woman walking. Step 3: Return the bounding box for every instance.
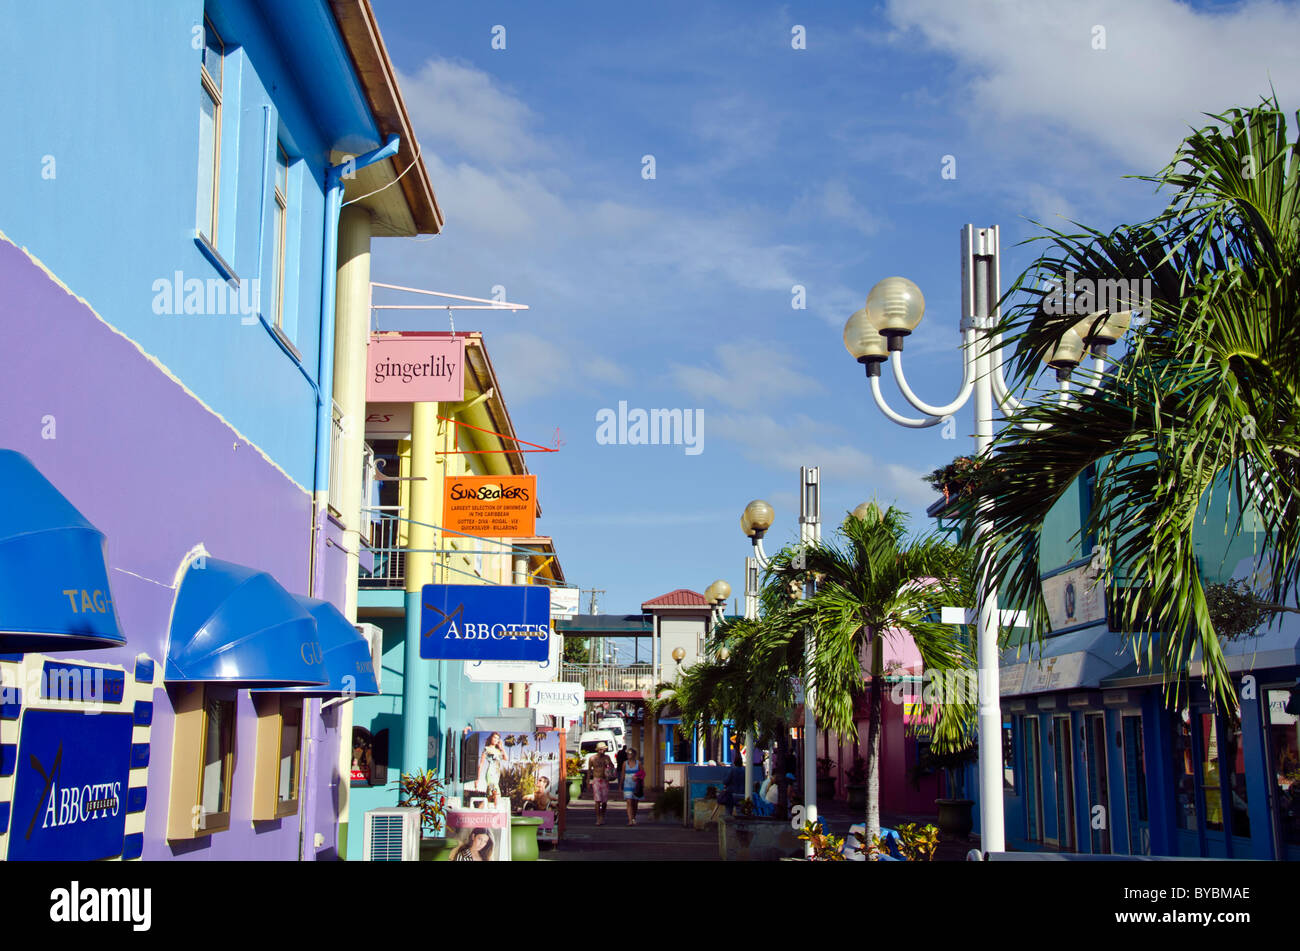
[589,741,614,826]
[622,749,645,825]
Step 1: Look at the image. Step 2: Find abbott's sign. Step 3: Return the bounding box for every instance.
[420,584,551,661]
[366,334,464,402]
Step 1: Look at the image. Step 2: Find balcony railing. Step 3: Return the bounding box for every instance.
[360,507,404,588]
[560,663,655,693]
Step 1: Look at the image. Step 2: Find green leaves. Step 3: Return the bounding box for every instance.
[978,95,1300,712]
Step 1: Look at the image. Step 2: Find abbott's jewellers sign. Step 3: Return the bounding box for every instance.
[420,584,551,661]
[366,334,465,403]
[8,710,133,861]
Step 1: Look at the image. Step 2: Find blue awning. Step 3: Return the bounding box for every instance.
[0,450,125,652]
[257,596,379,697]
[165,557,327,688]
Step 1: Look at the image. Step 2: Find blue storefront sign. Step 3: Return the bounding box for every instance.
[420,584,551,661]
[7,709,134,860]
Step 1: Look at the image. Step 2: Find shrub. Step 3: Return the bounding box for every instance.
[652,785,684,819]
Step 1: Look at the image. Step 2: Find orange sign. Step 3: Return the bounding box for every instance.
[443,475,536,537]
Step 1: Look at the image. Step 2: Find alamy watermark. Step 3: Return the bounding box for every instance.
[151,272,260,324]
[595,400,703,455]
[1042,272,1152,316]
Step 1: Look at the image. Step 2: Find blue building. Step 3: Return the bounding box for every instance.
[941,470,1300,859]
[0,0,439,861]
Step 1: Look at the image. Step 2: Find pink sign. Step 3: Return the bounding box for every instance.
[366,335,465,402]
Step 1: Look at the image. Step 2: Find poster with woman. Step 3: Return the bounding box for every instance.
[461,729,564,841]
[445,803,510,862]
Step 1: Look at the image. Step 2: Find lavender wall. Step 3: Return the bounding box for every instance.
[0,236,342,860]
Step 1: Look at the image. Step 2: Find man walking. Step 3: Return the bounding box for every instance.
[589,741,615,826]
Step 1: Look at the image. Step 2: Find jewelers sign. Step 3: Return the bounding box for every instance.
[366,334,464,402]
[444,475,536,538]
[421,583,551,661]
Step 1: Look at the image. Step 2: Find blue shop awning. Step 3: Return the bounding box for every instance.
[0,450,125,652]
[165,557,327,688]
[256,596,379,697]
[999,622,1128,696]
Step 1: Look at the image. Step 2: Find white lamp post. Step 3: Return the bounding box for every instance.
[741,466,821,855]
[845,225,1126,853]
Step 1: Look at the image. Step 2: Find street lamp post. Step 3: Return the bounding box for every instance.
[741,466,821,855]
[843,224,1127,853]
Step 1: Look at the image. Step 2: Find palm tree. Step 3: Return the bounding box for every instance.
[767,503,976,847]
[971,96,1300,710]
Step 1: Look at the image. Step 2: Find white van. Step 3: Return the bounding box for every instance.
[596,717,626,747]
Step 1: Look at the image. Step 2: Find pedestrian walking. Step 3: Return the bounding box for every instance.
[589,741,615,826]
[622,749,645,825]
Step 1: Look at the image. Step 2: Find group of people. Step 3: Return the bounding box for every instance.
[587,741,645,826]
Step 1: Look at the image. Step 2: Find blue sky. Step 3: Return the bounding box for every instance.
[367,0,1300,621]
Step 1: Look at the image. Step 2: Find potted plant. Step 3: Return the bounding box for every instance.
[394,770,453,861]
[844,756,868,811]
[565,753,584,801]
[923,454,987,504]
[913,744,979,839]
[815,756,836,802]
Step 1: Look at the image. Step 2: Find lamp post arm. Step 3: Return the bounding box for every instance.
[752,537,771,570]
[888,328,977,418]
[869,375,946,429]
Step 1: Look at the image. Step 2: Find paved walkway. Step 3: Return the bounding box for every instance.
[539,790,978,861]
[541,797,721,862]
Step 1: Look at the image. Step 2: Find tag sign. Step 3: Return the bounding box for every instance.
[420,584,550,661]
[366,335,465,402]
[531,681,584,719]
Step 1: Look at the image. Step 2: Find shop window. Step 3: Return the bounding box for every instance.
[1052,715,1076,850]
[1122,715,1149,854]
[1003,717,1016,791]
[1171,709,1198,830]
[351,726,389,787]
[1023,717,1044,843]
[251,695,303,820]
[167,684,236,840]
[1267,687,1300,848]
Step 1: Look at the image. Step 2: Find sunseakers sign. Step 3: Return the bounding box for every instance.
[444,475,536,537]
[366,334,464,402]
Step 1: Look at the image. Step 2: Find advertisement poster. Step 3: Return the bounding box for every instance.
[461,728,563,842]
[444,803,510,862]
[443,474,536,537]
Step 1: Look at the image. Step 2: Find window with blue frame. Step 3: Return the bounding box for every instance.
[196,17,224,244]
[270,142,288,329]
[1023,716,1044,842]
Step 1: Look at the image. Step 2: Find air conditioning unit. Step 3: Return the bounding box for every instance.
[355,623,383,695]
[363,807,421,861]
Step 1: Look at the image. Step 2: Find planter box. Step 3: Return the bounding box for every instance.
[718,815,802,861]
[693,798,723,831]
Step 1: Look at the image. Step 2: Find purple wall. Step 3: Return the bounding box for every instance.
[1,236,343,860]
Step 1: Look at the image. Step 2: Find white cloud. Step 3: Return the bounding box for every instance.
[669,342,826,409]
[884,0,1300,173]
[710,411,935,509]
[486,331,626,403]
[398,59,552,166]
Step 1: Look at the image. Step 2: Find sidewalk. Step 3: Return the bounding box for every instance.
[539,792,976,861]
[540,797,721,862]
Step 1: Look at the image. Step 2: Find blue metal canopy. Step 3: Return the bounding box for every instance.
[259,596,379,697]
[166,557,327,688]
[0,450,125,651]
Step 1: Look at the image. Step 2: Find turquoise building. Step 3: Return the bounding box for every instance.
[943,468,1300,859]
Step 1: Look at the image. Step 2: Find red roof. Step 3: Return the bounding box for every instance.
[641,589,708,608]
